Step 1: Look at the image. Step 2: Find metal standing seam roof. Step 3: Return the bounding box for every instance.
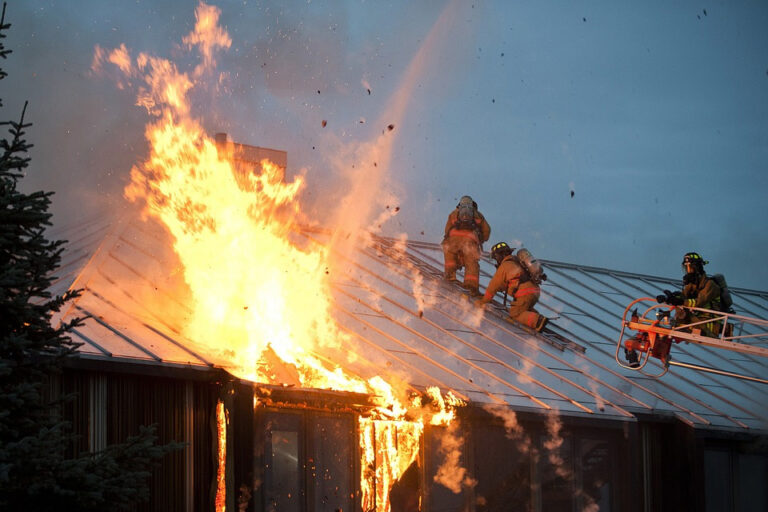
[52,215,768,433]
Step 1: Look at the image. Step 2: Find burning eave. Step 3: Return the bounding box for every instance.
[254,382,378,414]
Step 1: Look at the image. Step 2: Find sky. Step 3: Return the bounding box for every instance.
[3,0,768,290]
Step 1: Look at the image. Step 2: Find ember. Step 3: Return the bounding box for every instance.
[92,2,469,510]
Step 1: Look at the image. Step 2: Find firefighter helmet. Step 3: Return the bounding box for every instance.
[682,252,708,274]
[457,195,478,209]
[490,241,513,267]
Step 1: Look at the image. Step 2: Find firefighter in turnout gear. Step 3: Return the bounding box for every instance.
[441,195,491,296]
[667,252,723,335]
[625,252,723,367]
[474,242,549,332]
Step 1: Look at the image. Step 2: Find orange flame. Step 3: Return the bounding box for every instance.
[360,417,423,512]
[93,3,471,510]
[215,399,227,512]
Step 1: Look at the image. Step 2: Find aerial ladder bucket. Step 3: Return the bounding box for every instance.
[615,297,768,383]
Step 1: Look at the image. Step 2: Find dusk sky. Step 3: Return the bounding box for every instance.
[4,1,768,290]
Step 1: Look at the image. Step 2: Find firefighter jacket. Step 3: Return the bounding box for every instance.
[479,255,538,303]
[682,273,721,310]
[444,209,491,245]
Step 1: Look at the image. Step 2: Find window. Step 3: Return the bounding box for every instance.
[705,447,768,512]
[311,415,354,512]
[578,438,612,512]
[538,434,574,512]
[472,424,532,512]
[263,413,303,512]
[258,410,355,512]
[533,432,615,512]
[735,453,768,512]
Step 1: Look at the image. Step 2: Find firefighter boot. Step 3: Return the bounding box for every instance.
[534,316,549,332]
[464,285,481,298]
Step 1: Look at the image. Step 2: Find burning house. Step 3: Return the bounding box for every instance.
[45,4,767,511]
[48,132,768,512]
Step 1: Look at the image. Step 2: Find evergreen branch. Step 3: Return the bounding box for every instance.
[0,102,32,178]
[0,3,10,64]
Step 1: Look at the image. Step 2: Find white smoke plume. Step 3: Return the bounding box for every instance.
[543,411,570,480]
[481,403,532,455]
[432,421,477,493]
[576,359,607,412]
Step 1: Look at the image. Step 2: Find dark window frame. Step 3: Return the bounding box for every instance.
[254,407,358,512]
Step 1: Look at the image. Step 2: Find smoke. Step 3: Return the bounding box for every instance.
[481,403,532,455]
[576,359,606,412]
[387,235,438,317]
[543,410,601,511]
[516,357,535,386]
[432,420,477,493]
[543,411,570,480]
[325,0,464,260]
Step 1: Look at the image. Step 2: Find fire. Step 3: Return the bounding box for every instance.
[215,399,227,512]
[94,2,471,510]
[124,112,342,385]
[360,418,423,512]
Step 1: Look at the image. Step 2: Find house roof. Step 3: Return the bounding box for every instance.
[53,214,768,433]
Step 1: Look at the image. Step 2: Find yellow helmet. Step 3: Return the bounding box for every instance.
[682,252,707,273]
[490,242,512,267]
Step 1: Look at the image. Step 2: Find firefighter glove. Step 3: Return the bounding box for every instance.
[659,289,684,306]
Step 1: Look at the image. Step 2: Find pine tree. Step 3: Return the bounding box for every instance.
[0,5,181,510]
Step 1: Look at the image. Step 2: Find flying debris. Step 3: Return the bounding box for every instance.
[367,88,371,95]
[570,190,575,198]
[387,124,395,131]
[322,120,327,127]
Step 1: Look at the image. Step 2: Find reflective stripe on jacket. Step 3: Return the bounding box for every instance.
[514,282,540,298]
[682,274,720,310]
[483,256,524,301]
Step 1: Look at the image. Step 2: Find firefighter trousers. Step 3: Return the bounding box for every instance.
[508,292,545,330]
[441,236,481,290]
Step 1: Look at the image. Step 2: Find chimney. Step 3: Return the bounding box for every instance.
[214,132,229,147]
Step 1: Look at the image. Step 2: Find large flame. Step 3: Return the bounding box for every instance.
[124,111,346,385]
[94,2,471,510]
[108,2,353,388]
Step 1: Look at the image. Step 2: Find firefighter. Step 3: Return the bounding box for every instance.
[661,252,722,334]
[474,242,548,332]
[625,252,723,367]
[441,195,491,297]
